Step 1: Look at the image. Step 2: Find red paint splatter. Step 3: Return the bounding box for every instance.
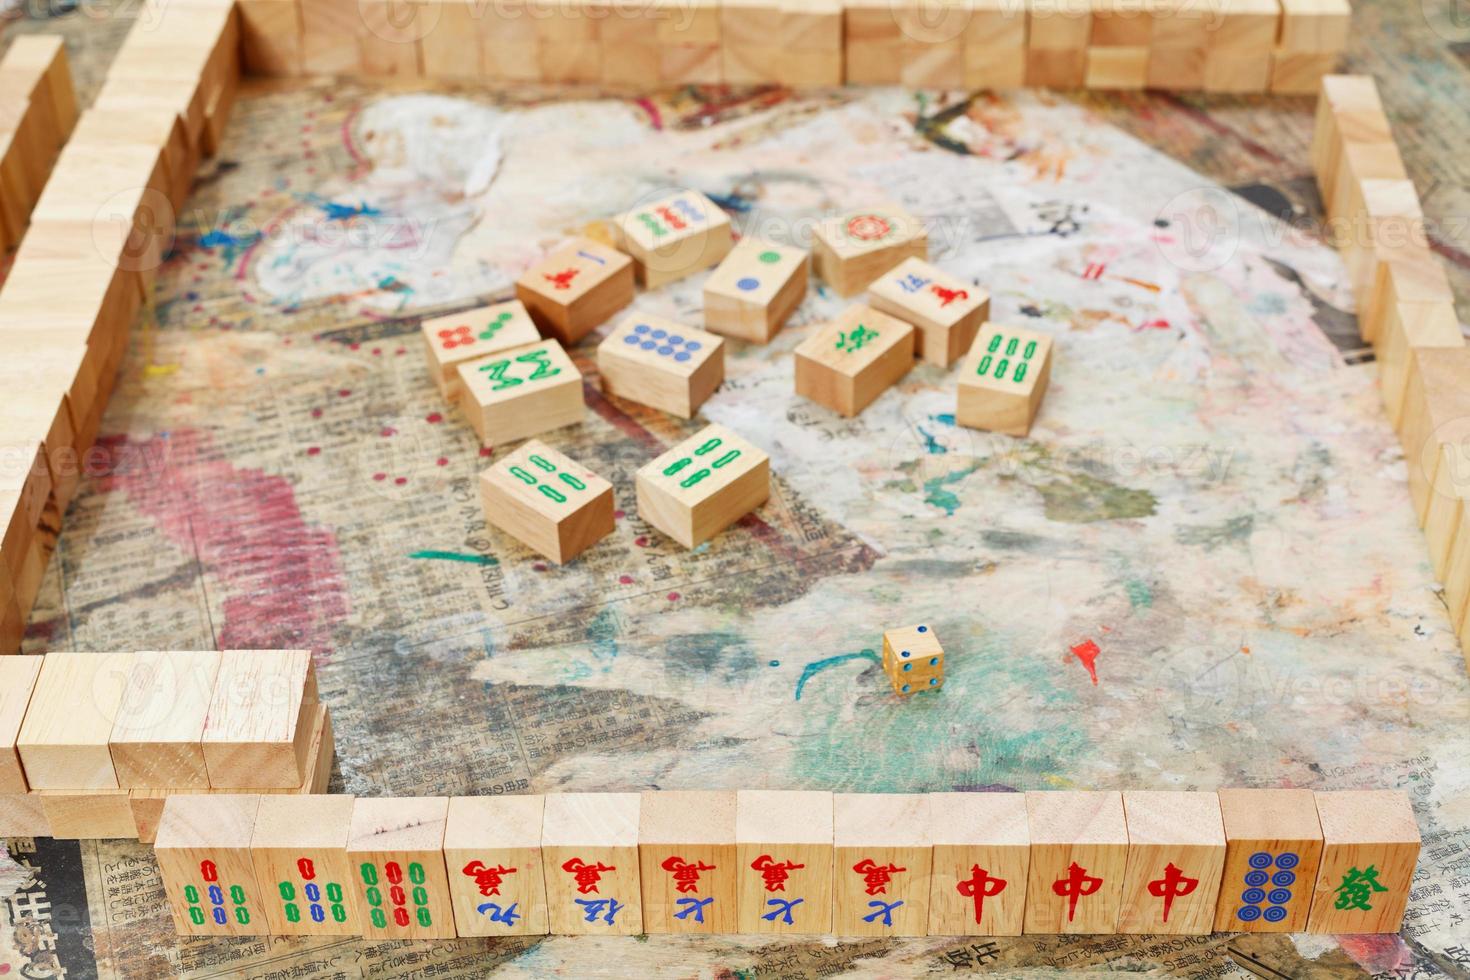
[338,389,352,397]
[613,509,625,519]
[667,592,680,602]
[619,575,633,584]
[1070,639,1101,685]
[373,472,386,482]
[533,563,547,572]
[98,431,349,656]
[426,412,443,424]
[1337,935,1412,975]
[634,536,648,547]
[306,447,321,456]
[394,477,407,485]
[1133,318,1171,332]
[479,447,492,457]
[381,427,396,437]
[436,457,449,467]
[311,408,323,418]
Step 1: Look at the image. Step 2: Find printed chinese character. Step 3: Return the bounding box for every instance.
[1146,862,1199,923]
[1334,866,1389,912]
[476,901,521,926]
[574,897,624,925]
[561,858,615,895]
[462,860,518,897]
[660,856,716,894]
[863,898,905,926]
[673,896,714,923]
[762,897,804,924]
[1051,861,1103,923]
[750,855,804,892]
[897,273,931,294]
[955,864,1007,925]
[852,858,906,896]
[836,324,878,353]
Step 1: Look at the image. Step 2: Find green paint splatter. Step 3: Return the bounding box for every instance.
[1176,514,1254,548]
[1125,578,1153,609]
[791,626,1088,792]
[1031,471,1157,523]
[408,550,498,565]
[924,464,982,516]
[588,608,619,662]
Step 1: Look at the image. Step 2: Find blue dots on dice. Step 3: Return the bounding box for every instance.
[736,277,759,291]
[1236,905,1262,922]
[917,625,928,632]
[1242,887,1266,905]
[1244,870,1269,887]
[901,684,910,693]
[1276,852,1300,870]
[1247,852,1273,870]
[1263,905,1289,923]
[1272,870,1296,887]
[928,657,938,666]
[626,326,705,363]
[928,678,937,685]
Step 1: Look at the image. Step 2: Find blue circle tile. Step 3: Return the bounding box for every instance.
[1242,887,1266,905]
[736,277,759,291]
[1236,905,1262,922]
[641,341,657,350]
[1244,870,1269,887]
[651,329,667,340]
[634,323,650,334]
[1276,853,1300,870]
[624,334,640,345]
[1272,870,1296,887]
[1268,889,1292,906]
[685,342,701,351]
[1263,905,1288,923]
[1247,852,1273,870]
[668,334,684,344]
[657,346,673,355]
[674,352,691,362]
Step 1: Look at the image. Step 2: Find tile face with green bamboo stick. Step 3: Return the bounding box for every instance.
[956,323,1054,437]
[479,440,615,564]
[458,338,584,448]
[635,423,770,548]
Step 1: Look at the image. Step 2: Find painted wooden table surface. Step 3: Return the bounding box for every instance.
[2,2,1470,977]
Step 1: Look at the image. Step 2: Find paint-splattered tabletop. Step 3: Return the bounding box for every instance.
[4,3,1470,978]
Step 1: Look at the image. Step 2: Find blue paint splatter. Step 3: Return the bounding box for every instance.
[301,192,382,222]
[933,413,956,426]
[916,425,947,455]
[794,649,882,701]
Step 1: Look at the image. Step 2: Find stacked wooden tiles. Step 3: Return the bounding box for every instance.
[236,0,1349,92]
[0,651,332,842]
[0,36,77,251]
[151,788,1418,938]
[1311,76,1470,670]
[0,2,242,656]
